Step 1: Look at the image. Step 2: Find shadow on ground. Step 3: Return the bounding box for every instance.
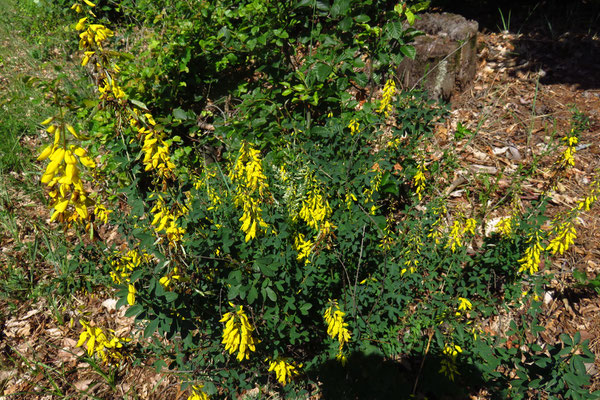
[310,350,497,400]
[431,0,600,90]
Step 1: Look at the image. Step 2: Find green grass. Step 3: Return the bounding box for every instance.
[0,0,89,302]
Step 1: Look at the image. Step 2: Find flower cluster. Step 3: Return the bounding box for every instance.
[268,358,302,385]
[109,248,151,285]
[376,78,397,117]
[495,216,514,237]
[38,119,96,225]
[546,220,577,256]
[348,118,360,136]
[439,343,462,381]
[133,112,176,180]
[76,320,131,365]
[187,385,210,400]
[220,303,257,361]
[456,297,472,316]
[299,183,333,232]
[362,168,382,215]
[294,233,314,263]
[413,162,427,201]
[323,300,351,364]
[194,168,223,211]
[230,143,270,242]
[445,216,476,253]
[150,194,187,246]
[402,232,423,275]
[77,20,114,51]
[518,231,544,275]
[559,129,578,168]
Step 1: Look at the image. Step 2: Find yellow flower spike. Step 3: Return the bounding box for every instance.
[220,305,257,361]
[457,297,472,311]
[268,358,301,385]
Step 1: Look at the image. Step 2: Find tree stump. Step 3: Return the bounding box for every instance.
[397,13,479,102]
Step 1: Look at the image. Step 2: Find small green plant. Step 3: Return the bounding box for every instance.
[498,8,512,32]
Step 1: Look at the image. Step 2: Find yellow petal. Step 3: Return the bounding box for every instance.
[54,199,70,213]
[75,200,88,219]
[41,117,54,125]
[37,145,53,161]
[66,124,78,138]
[83,0,95,7]
[64,150,77,165]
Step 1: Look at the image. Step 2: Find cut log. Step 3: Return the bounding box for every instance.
[397,12,479,102]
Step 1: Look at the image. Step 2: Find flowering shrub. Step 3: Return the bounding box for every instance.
[35,1,599,399]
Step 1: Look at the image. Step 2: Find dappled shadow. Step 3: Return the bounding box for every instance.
[309,350,496,400]
[431,0,600,90]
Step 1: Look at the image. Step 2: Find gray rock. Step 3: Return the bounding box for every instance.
[397,13,479,101]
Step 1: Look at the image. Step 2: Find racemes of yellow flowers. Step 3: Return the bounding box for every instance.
[229,143,270,242]
[323,299,351,364]
[37,119,96,224]
[268,358,301,385]
[220,303,257,361]
[76,320,131,365]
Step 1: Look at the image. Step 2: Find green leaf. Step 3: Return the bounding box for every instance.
[385,21,404,40]
[300,302,312,315]
[129,98,148,110]
[164,292,178,302]
[125,304,143,318]
[247,286,258,304]
[173,108,188,120]
[355,14,370,23]
[400,45,417,60]
[330,0,350,17]
[144,318,160,338]
[265,287,277,302]
[255,256,277,277]
[314,63,332,82]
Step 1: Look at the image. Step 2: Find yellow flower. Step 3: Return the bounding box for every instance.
[294,234,313,263]
[518,232,543,275]
[546,221,577,256]
[220,304,257,361]
[127,284,136,305]
[376,78,396,117]
[76,320,130,365]
[348,119,360,136]
[323,300,351,362]
[439,343,462,381]
[413,162,427,201]
[188,385,210,400]
[268,358,301,385]
[457,297,472,311]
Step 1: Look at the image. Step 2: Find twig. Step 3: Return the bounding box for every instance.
[352,224,367,318]
[412,329,434,395]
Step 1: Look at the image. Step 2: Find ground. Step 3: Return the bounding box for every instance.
[1,1,600,398]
